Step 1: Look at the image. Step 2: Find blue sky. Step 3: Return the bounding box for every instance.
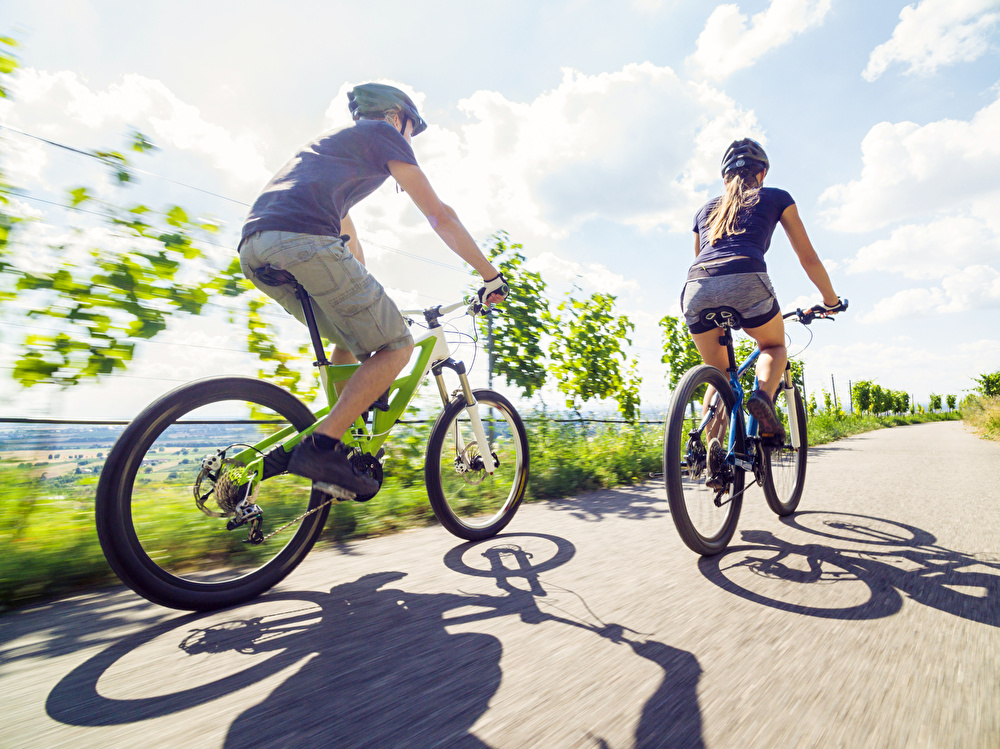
[1,0,999,418]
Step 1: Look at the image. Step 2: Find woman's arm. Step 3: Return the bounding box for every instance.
[780,204,839,307]
[693,231,701,258]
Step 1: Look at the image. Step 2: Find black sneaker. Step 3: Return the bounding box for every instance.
[287,436,379,497]
[747,390,786,443]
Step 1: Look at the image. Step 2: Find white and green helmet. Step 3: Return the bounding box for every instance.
[348,83,427,136]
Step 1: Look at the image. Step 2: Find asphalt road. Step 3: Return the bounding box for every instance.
[2,420,998,748]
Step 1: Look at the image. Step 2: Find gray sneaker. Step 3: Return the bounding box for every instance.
[747,390,786,443]
[287,436,379,497]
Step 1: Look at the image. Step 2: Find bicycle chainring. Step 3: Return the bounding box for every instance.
[349,452,384,502]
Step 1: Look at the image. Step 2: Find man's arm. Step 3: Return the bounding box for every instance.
[341,213,365,266]
[387,160,500,281]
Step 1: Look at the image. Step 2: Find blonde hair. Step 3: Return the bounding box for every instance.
[705,171,761,245]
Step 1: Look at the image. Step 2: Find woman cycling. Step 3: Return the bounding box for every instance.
[682,138,843,441]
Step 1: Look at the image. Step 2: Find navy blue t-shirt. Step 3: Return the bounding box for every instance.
[241,120,418,242]
[691,187,795,270]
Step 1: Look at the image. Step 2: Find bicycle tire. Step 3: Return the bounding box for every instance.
[762,382,807,516]
[664,365,744,555]
[425,388,529,541]
[95,377,329,611]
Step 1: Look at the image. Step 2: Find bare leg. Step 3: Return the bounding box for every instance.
[330,345,358,396]
[691,329,731,442]
[743,314,787,398]
[315,343,414,440]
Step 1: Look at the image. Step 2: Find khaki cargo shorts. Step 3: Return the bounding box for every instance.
[239,230,413,359]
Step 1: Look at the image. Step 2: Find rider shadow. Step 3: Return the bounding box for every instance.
[698,512,1000,626]
[47,534,704,748]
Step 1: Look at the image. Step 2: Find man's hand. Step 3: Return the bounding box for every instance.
[478,272,509,306]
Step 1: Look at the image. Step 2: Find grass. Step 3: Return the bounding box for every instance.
[961,396,1000,441]
[0,407,966,611]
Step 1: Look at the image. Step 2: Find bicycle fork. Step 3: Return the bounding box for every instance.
[434,369,497,475]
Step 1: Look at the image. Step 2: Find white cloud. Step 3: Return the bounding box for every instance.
[6,68,271,190]
[819,93,1000,232]
[863,0,1000,82]
[687,0,832,81]
[858,266,1000,322]
[848,215,1000,279]
[527,252,640,294]
[801,337,1000,401]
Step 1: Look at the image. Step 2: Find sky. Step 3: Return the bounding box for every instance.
[1,0,999,420]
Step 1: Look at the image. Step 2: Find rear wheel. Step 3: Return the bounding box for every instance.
[96,377,328,611]
[664,365,744,555]
[762,381,807,515]
[425,389,529,541]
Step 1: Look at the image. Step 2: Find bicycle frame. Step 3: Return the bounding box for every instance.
[230,298,497,476]
[692,326,794,476]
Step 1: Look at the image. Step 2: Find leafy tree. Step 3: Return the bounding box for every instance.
[928,393,942,412]
[548,291,640,420]
[473,231,549,398]
[973,370,1000,397]
[852,380,873,414]
[658,315,701,390]
[946,394,956,411]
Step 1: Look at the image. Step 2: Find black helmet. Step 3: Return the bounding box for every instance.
[721,138,769,178]
[348,83,427,136]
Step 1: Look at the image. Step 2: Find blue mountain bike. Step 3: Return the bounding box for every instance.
[663,300,847,555]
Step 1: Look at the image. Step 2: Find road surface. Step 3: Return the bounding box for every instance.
[2,420,998,747]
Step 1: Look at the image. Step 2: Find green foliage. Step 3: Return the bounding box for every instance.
[247,296,318,400]
[475,231,549,398]
[928,393,942,412]
[946,394,957,411]
[658,315,701,390]
[0,35,17,98]
[850,380,911,415]
[548,291,640,421]
[962,395,1000,441]
[973,370,1000,397]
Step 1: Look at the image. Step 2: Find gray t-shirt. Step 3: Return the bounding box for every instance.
[241,120,418,242]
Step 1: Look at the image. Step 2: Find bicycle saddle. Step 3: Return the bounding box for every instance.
[254,264,298,287]
[699,306,744,329]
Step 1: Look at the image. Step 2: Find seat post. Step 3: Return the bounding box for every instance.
[293,283,330,367]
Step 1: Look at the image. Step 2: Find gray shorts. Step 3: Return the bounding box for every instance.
[239,230,413,359]
[681,271,780,334]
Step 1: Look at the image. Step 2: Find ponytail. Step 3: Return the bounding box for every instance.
[705,170,761,245]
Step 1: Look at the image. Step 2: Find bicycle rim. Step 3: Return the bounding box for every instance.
[763,383,807,515]
[98,378,326,609]
[427,390,528,540]
[664,365,744,555]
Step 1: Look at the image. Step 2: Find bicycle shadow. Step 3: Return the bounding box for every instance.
[45,534,704,747]
[698,511,1000,626]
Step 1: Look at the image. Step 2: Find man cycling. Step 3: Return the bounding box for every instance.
[239,83,508,496]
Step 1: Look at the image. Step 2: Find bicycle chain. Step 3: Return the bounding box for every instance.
[261,494,336,541]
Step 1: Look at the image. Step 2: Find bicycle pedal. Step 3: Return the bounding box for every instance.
[312,482,357,501]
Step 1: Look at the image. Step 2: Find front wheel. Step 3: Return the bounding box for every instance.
[425,389,529,541]
[664,365,745,555]
[762,381,808,515]
[95,377,329,611]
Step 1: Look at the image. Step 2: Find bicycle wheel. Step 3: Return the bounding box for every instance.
[96,377,329,611]
[425,388,529,541]
[762,382,807,516]
[664,365,744,555]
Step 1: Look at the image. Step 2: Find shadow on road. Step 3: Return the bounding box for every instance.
[44,533,704,748]
[699,511,1000,626]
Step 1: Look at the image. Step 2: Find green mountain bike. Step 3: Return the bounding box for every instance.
[96,272,529,611]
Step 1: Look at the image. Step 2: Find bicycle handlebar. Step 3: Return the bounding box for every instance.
[400,297,497,324]
[784,297,849,325]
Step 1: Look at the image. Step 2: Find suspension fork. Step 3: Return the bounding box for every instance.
[780,365,802,449]
[432,362,496,475]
